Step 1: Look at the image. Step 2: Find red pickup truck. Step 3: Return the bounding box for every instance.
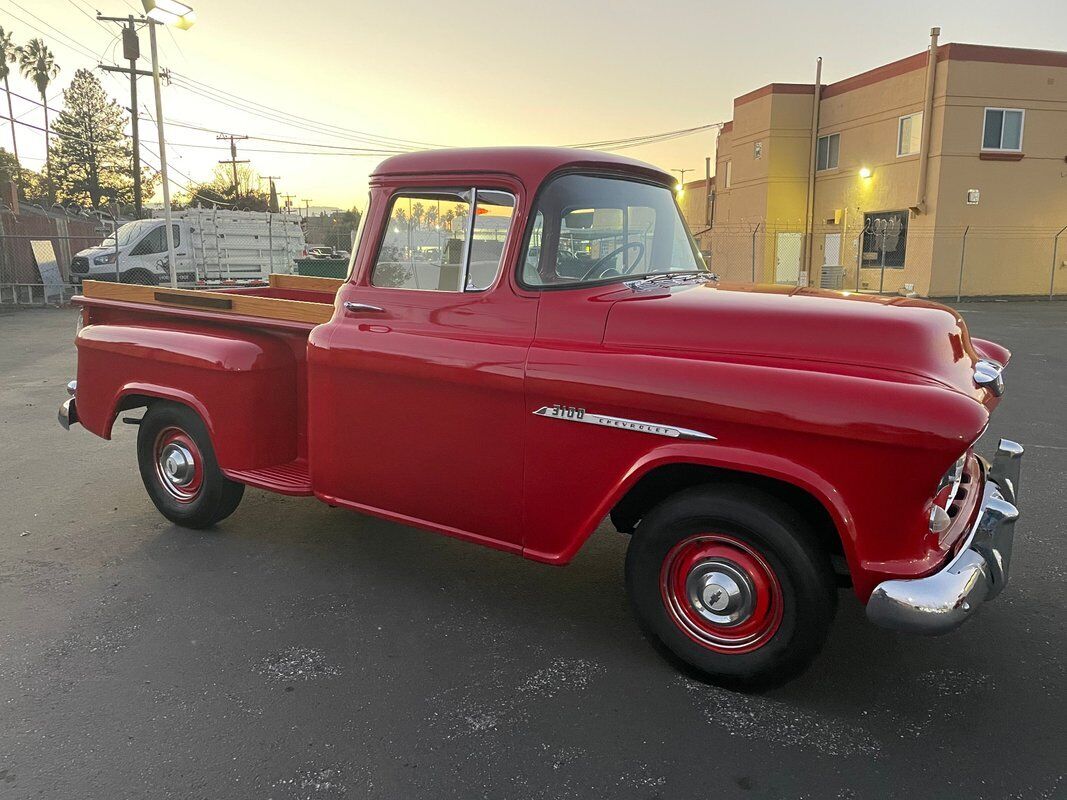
[59,147,1022,688]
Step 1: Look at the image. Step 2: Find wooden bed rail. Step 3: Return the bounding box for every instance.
[79,280,336,325]
[268,273,345,293]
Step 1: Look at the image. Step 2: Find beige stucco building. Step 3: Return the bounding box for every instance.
[700,36,1067,297]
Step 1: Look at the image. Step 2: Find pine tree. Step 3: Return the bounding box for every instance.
[49,69,154,209]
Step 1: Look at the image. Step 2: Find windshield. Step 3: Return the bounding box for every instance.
[520,174,705,288]
[101,219,158,248]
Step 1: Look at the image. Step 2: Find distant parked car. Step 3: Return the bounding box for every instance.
[301,246,349,260]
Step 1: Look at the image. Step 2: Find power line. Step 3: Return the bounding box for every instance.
[170,70,444,149]
[0,0,103,61]
[167,73,435,152]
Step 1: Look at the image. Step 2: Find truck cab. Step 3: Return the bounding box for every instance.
[59,147,1022,689]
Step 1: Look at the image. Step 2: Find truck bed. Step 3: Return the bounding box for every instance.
[72,274,344,496]
[77,274,342,330]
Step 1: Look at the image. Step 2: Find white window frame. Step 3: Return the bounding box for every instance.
[981,107,1025,152]
[724,160,732,189]
[897,112,923,157]
[816,133,840,171]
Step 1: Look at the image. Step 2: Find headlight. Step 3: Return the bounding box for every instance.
[93,252,117,265]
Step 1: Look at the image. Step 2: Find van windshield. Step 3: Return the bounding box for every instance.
[101,219,158,248]
[520,174,706,288]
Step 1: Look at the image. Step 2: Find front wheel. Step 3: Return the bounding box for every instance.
[137,402,244,529]
[625,485,836,690]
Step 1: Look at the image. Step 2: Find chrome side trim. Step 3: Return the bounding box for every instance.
[866,439,1022,635]
[974,359,1004,396]
[532,406,715,441]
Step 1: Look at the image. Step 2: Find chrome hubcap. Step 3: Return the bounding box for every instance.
[685,561,754,626]
[159,443,195,488]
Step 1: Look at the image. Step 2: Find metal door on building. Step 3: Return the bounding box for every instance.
[775,232,803,284]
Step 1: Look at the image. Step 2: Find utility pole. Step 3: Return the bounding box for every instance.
[98,14,152,217]
[671,168,692,189]
[281,193,295,214]
[262,175,280,212]
[302,198,312,220]
[217,133,249,201]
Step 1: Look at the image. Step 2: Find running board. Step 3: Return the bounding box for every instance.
[224,459,312,496]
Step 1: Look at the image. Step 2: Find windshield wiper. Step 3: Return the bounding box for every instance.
[624,270,718,292]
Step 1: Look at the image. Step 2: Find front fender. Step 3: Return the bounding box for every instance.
[521,440,853,570]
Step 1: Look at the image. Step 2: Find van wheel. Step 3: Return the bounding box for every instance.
[137,402,244,529]
[122,269,157,286]
[625,485,836,690]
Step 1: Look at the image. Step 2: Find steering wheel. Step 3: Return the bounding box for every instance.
[578,241,646,281]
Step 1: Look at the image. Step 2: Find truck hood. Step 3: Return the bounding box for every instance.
[602,282,1004,396]
[77,245,124,258]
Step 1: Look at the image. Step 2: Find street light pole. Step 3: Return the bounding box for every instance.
[146,20,177,287]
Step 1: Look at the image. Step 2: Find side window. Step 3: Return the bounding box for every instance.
[172,224,180,248]
[130,225,165,256]
[982,108,1024,151]
[816,133,840,170]
[371,189,515,292]
[521,174,702,288]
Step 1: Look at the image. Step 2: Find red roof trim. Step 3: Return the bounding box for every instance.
[819,43,1067,101]
[734,83,815,107]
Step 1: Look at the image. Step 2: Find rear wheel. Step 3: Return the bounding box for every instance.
[625,485,836,690]
[137,402,244,528]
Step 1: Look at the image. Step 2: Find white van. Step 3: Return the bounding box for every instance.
[69,209,306,286]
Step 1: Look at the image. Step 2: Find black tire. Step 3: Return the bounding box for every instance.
[137,401,244,529]
[122,269,158,286]
[625,484,836,691]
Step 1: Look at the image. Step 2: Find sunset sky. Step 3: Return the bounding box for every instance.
[4,0,1066,211]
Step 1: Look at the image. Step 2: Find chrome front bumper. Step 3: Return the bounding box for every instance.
[866,439,1022,634]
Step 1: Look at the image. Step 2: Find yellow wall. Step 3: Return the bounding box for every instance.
[706,45,1067,297]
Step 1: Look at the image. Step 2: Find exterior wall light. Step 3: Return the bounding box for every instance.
[859,167,872,179]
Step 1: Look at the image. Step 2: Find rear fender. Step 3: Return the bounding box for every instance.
[75,323,298,470]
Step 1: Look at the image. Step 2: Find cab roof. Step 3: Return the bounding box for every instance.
[371,147,672,189]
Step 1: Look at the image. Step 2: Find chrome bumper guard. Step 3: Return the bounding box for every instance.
[867,438,1022,635]
[58,380,78,430]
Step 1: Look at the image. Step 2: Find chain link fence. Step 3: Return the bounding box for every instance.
[1,207,115,307]
[4,212,1067,307]
[694,222,1067,300]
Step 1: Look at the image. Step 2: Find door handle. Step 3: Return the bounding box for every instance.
[343,301,385,314]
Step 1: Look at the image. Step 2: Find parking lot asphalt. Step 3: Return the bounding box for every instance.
[0,303,1064,799]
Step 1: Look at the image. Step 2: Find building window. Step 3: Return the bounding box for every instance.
[816,133,839,171]
[861,211,909,269]
[723,160,732,189]
[897,113,922,156]
[982,108,1024,151]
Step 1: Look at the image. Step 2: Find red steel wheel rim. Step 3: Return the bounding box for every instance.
[660,533,784,654]
[153,427,204,503]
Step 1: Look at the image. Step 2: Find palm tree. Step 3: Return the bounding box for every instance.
[16,38,59,192]
[0,28,20,186]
